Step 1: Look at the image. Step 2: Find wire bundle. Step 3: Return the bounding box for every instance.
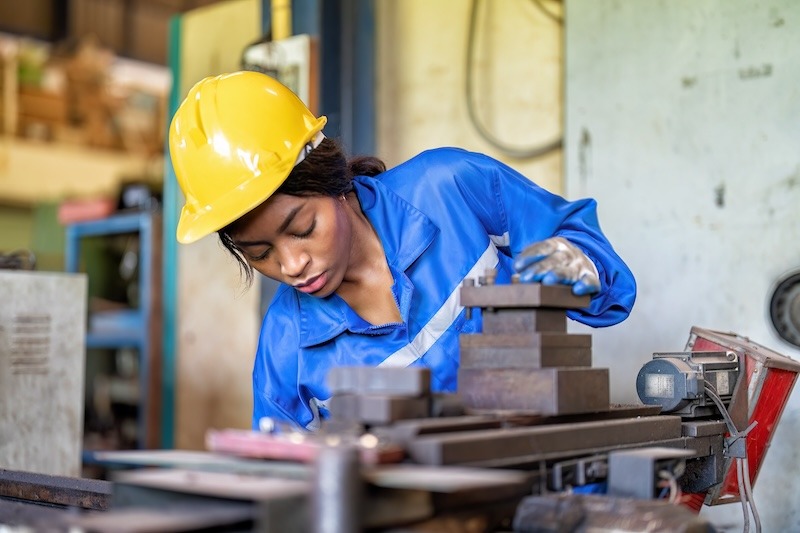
[705,382,761,533]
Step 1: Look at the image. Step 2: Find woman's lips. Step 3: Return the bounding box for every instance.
[295,272,328,294]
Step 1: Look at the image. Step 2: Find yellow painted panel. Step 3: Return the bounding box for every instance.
[174,0,263,450]
[178,0,262,97]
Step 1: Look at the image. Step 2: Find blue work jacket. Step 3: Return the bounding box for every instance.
[252,148,636,430]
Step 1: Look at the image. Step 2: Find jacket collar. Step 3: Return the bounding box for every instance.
[297,176,439,347]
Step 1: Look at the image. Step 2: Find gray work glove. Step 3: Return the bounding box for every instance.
[513,237,600,296]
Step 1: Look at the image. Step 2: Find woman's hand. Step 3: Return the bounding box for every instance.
[513,237,600,296]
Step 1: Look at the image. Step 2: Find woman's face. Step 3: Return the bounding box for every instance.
[230,193,353,297]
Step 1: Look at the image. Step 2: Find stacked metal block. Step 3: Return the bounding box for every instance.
[327,366,433,426]
[457,276,611,415]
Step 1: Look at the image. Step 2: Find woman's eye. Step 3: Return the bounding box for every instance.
[251,248,272,261]
[295,220,316,238]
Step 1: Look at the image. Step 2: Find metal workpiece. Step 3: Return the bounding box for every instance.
[481,308,567,333]
[406,415,684,466]
[512,493,713,533]
[458,367,610,414]
[328,394,431,425]
[327,366,431,397]
[459,332,593,369]
[313,444,363,533]
[459,346,593,369]
[460,283,591,309]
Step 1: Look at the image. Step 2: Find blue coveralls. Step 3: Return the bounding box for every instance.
[251,148,637,430]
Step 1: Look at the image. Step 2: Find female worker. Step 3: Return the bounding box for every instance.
[169,71,636,431]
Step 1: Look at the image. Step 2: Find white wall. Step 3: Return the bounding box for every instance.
[565,1,800,530]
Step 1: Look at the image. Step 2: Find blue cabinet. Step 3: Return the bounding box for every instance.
[65,211,162,451]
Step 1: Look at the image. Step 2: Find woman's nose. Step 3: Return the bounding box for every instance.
[279,246,309,278]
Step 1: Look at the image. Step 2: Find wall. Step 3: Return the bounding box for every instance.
[565,1,800,530]
[172,0,263,449]
[375,0,563,191]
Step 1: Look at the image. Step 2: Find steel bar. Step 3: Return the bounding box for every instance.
[0,469,112,510]
[406,416,684,465]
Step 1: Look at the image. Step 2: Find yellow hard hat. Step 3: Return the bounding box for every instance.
[169,71,327,244]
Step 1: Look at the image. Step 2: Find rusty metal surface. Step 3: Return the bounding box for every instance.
[327,366,431,396]
[481,308,567,333]
[460,283,591,309]
[0,469,112,510]
[460,346,593,369]
[513,493,713,532]
[458,367,609,414]
[406,416,684,466]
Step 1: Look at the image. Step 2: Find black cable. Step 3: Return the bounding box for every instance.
[703,383,738,435]
[529,0,563,25]
[465,0,563,160]
[737,458,750,533]
[742,456,762,533]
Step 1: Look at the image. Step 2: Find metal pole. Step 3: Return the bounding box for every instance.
[312,444,362,533]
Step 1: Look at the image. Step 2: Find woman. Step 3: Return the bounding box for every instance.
[169,71,636,430]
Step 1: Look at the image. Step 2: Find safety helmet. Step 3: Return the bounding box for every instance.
[169,71,327,244]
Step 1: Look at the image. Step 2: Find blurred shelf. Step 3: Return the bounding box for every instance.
[65,210,162,450]
[0,136,162,207]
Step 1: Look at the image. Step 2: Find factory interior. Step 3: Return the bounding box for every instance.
[1,0,799,531]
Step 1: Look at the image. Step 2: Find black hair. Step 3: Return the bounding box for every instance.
[218,138,386,286]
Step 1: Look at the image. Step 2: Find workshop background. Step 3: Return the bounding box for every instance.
[0,0,798,531]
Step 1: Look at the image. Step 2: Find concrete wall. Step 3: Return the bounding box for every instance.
[565,1,800,530]
[375,0,563,191]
